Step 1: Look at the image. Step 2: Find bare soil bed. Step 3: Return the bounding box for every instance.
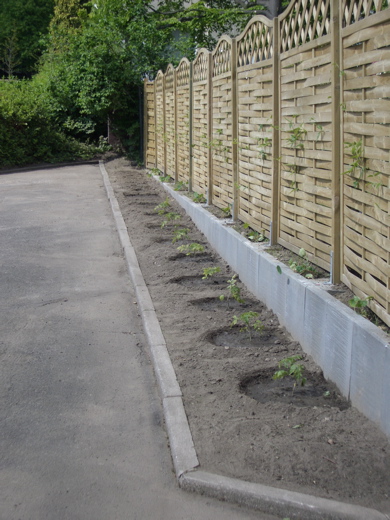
[104,157,390,515]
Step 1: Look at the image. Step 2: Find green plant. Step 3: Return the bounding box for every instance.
[273,355,306,393]
[257,136,272,160]
[192,192,206,203]
[202,266,221,279]
[160,174,172,182]
[285,117,307,150]
[177,243,205,255]
[161,212,181,227]
[172,227,190,244]
[221,205,232,218]
[243,223,266,242]
[231,311,264,341]
[174,180,188,191]
[219,274,245,306]
[150,167,161,176]
[343,139,366,189]
[348,295,373,317]
[288,248,319,279]
[154,198,171,215]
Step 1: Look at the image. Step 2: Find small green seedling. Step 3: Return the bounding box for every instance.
[150,167,161,176]
[273,355,306,394]
[172,228,190,244]
[202,266,221,279]
[243,223,266,242]
[192,192,207,203]
[288,248,319,279]
[174,181,188,191]
[154,198,171,214]
[219,274,245,306]
[221,205,232,218]
[177,243,205,256]
[231,311,264,341]
[161,212,181,228]
[348,295,373,317]
[160,175,172,182]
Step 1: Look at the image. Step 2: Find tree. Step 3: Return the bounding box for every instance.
[0,0,55,77]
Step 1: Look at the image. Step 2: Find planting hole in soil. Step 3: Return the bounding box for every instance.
[190,297,257,311]
[169,275,228,288]
[168,253,214,263]
[240,368,350,410]
[206,326,288,350]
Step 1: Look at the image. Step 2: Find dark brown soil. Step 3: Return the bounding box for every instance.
[105,157,390,515]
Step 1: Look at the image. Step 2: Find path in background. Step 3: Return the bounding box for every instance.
[0,164,278,520]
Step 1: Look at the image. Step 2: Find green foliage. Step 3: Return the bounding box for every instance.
[192,192,206,203]
[172,227,190,244]
[0,0,56,77]
[161,212,181,227]
[0,78,96,167]
[343,139,383,190]
[202,266,221,279]
[177,243,205,255]
[154,198,171,214]
[243,223,266,242]
[348,295,373,317]
[219,274,245,306]
[174,180,188,191]
[273,355,306,393]
[231,311,263,341]
[288,248,319,279]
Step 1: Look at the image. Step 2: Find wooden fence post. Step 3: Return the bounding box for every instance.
[271,15,280,245]
[174,68,178,182]
[330,0,342,284]
[207,51,213,205]
[232,38,239,221]
[189,62,193,192]
[153,79,158,169]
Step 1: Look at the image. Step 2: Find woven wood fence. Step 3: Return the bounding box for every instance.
[144,0,390,327]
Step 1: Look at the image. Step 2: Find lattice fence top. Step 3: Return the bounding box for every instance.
[165,64,174,91]
[176,58,190,87]
[193,49,209,83]
[212,37,232,77]
[237,16,274,67]
[280,0,331,53]
[342,0,389,26]
[155,71,164,93]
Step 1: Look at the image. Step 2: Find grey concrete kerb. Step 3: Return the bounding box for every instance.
[99,162,389,520]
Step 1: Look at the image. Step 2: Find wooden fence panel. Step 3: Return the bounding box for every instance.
[341,8,390,326]
[278,0,333,271]
[143,1,390,327]
[193,50,210,195]
[144,81,156,168]
[176,59,191,184]
[155,71,165,172]
[165,65,176,178]
[212,37,234,210]
[237,17,274,237]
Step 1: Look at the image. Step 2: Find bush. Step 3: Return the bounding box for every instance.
[0,78,97,168]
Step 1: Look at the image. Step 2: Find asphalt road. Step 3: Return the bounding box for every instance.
[0,164,279,520]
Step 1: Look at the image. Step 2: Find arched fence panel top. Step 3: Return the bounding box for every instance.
[176,57,191,87]
[165,64,175,91]
[236,15,274,67]
[193,49,210,83]
[343,0,389,26]
[279,0,331,53]
[212,36,233,77]
[155,70,164,91]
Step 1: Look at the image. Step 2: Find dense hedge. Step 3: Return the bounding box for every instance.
[0,79,96,168]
